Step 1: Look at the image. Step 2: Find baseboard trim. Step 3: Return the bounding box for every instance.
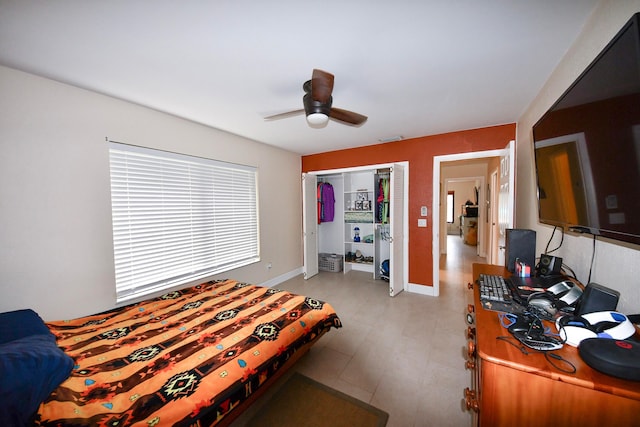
[259,267,303,289]
[407,282,438,297]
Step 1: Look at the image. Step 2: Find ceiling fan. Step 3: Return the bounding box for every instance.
[264,69,367,127]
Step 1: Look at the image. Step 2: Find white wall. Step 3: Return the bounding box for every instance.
[0,66,302,320]
[517,0,640,314]
[448,181,478,214]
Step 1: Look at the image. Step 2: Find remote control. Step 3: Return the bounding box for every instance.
[511,330,563,351]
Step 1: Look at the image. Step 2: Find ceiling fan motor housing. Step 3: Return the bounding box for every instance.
[303,93,332,117]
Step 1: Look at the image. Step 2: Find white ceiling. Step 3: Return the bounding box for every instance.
[0,1,598,155]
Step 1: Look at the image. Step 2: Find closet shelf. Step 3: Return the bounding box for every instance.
[344,211,374,223]
[345,260,374,265]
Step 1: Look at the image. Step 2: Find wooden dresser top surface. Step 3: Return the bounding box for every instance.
[472,263,640,401]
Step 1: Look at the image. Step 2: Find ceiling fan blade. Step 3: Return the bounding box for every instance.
[329,107,368,126]
[311,69,334,104]
[264,109,305,121]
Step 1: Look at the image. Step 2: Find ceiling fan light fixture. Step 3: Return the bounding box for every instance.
[306,112,329,127]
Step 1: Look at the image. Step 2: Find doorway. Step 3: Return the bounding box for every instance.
[443,175,485,257]
[431,142,515,296]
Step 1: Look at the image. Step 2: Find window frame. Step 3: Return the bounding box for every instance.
[108,142,260,303]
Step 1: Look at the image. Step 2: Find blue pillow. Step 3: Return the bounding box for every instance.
[0,335,74,426]
[0,309,52,345]
[0,310,74,426]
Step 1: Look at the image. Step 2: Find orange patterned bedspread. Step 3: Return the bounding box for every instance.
[36,279,341,426]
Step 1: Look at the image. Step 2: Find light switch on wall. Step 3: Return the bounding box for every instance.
[418,218,427,227]
[421,206,428,216]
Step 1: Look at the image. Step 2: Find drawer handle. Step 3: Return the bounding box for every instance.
[465,360,476,370]
[464,387,479,412]
[467,340,476,358]
[467,326,476,339]
[466,312,475,325]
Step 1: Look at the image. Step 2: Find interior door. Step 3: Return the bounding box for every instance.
[302,173,318,279]
[389,163,405,296]
[497,141,516,266]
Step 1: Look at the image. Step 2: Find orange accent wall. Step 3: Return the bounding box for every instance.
[302,124,516,288]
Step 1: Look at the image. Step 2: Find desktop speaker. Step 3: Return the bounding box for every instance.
[575,282,620,316]
[505,229,536,272]
[539,254,563,277]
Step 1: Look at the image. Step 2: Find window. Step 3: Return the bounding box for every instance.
[109,142,259,303]
[446,191,455,223]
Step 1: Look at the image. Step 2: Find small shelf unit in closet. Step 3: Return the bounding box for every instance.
[343,169,391,279]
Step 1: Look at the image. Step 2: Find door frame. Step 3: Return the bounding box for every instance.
[432,143,515,296]
[304,162,409,293]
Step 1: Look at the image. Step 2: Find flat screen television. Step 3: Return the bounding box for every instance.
[532,12,640,246]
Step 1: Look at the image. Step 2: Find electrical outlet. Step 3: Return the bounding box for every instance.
[418,218,427,227]
[267,262,272,269]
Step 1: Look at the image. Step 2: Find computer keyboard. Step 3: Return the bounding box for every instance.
[479,274,512,304]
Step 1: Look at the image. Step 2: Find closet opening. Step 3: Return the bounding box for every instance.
[303,162,408,297]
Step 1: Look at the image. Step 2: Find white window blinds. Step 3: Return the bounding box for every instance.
[109,142,259,303]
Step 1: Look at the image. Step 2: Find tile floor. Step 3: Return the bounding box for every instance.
[232,235,485,426]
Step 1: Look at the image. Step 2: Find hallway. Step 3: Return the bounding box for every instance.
[440,234,486,292]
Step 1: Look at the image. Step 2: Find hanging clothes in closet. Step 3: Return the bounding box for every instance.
[377,177,390,224]
[317,182,335,223]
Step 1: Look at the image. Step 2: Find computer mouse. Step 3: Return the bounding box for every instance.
[508,314,543,337]
[527,292,557,318]
[508,319,530,334]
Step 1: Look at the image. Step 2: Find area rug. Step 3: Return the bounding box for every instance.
[246,372,389,427]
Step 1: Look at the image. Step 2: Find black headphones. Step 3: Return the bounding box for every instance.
[526,292,558,319]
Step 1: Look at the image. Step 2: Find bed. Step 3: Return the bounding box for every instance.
[0,279,341,426]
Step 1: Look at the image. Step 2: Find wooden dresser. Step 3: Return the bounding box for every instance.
[465,263,640,426]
